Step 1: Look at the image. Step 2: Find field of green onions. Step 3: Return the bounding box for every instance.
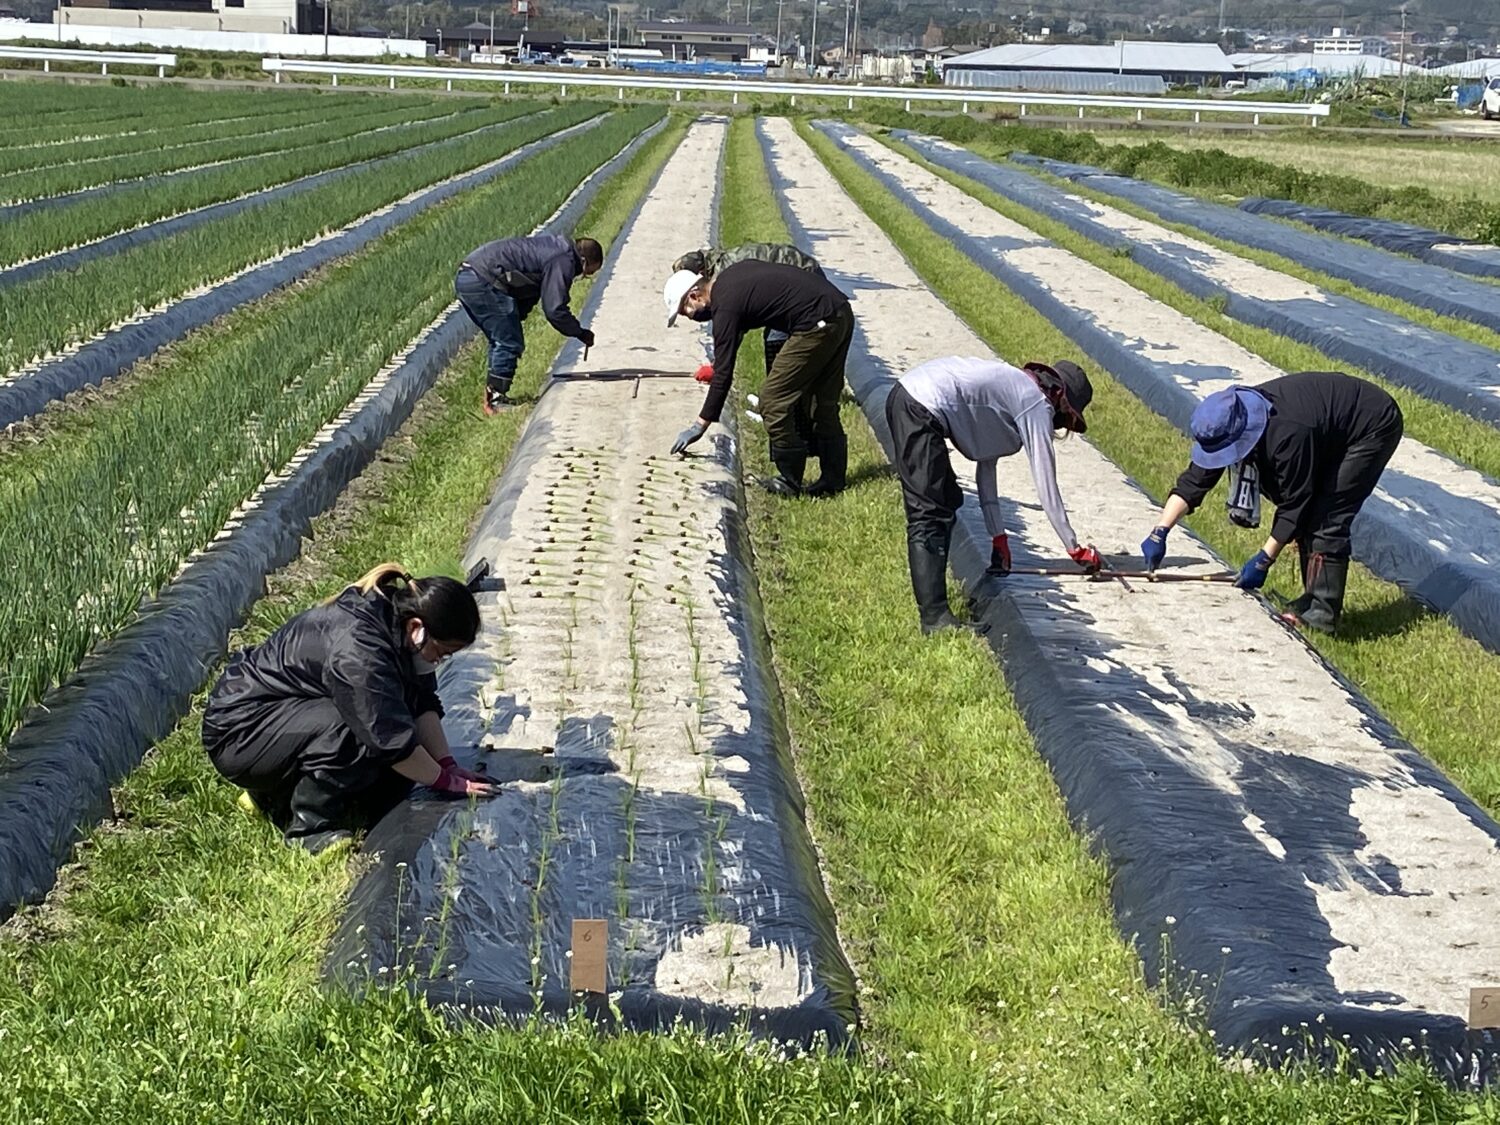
[0,86,657,746]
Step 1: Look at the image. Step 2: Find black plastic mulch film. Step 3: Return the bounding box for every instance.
[0,113,602,432]
[834,125,1500,658]
[926,146,1500,432]
[1239,196,1500,281]
[0,114,665,923]
[997,155,1500,337]
[326,123,858,1051]
[762,120,1500,1085]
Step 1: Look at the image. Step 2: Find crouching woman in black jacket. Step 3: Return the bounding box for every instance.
[203,564,500,852]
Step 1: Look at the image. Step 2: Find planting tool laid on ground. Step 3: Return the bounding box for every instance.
[825,124,1500,659]
[764,115,1500,1082]
[329,118,855,1048]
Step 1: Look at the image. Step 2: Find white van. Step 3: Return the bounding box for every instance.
[1483,76,1500,120]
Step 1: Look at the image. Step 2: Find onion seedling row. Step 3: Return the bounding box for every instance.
[0,106,659,748]
[0,97,451,195]
[0,86,325,147]
[0,103,592,376]
[0,93,392,172]
[0,99,541,266]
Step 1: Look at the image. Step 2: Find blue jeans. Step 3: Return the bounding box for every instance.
[455,266,524,389]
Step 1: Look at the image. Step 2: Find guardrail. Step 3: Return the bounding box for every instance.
[0,45,176,77]
[261,58,1330,124]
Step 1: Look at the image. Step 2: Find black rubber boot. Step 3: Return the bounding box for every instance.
[285,774,354,854]
[908,535,964,634]
[805,433,848,497]
[1284,543,1315,618]
[763,443,807,497]
[1294,554,1348,635]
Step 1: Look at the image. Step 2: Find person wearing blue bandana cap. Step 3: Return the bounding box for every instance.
[1139,372,1402,634]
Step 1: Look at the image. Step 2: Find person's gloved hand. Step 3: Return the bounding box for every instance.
[1236,550,1274,590]
[693,363,715,383]
[578,328,596,349]
[671,420,708,456]
[436,754,488,785]
[1142,526,1169,573]
[432,764,501,798]
[1069,544,1103,574]
[987,534,1011,577]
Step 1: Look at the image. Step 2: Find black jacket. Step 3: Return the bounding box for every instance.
[701,260,850,422]
[202,587,442,763]
[1171,371,1400,545]
[462,233,586,338]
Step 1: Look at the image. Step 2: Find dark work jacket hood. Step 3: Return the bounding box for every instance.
[203,587,442,763]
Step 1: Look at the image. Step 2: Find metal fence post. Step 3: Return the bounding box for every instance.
[332,73,339,86]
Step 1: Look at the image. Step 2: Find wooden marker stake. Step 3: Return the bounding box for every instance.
[1470,986,1500,1029]
[571,919,607,994]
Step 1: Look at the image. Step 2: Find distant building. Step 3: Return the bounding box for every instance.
[637,20,751,62]
[945,40,1239,86]
[1313,36,1391,57]
[54,0,316,35]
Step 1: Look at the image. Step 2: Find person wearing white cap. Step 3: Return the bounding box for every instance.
[662,260,853,497]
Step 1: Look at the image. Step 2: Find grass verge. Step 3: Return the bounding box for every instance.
[727,116,1498,1118]
[874,131,1500,485]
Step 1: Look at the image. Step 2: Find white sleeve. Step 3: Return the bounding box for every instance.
[1018,405,1079,553]
[975,459,1004,539]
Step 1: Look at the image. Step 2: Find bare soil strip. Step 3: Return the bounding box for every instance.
[759,115,1500,1073]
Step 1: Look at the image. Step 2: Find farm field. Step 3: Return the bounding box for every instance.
[2,79,1500,1122]
[1091,130,1500,200]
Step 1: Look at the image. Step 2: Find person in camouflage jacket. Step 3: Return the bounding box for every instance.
[671,243,831,461]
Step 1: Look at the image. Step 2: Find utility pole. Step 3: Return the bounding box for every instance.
[809,0,817,73]
[851,0,860,78]
[1218,0,1226,33]
[403,3,410,38]
[842,0,850,77]
[775,0,784,64]
[322,0,330,57]
[489,7,495,53]
[1398,3,1409,124]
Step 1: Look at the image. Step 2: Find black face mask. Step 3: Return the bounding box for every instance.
[688,306,713,323]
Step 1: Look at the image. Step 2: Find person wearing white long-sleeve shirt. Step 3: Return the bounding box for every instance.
[886,355,1102,634]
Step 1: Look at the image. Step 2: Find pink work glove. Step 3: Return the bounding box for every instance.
[432,764,500,798]
[436,754,488,785]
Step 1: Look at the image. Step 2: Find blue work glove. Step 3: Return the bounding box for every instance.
[1142,526,1169,573]
[671,420,708,456]
[1235,550,1274,590]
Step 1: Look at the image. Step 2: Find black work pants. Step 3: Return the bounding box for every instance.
[1300,403,1404,559]
[759,308,853,453]
[885,381,963,548]
[204,698,413,831]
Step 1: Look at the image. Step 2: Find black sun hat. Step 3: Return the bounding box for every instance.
[1024,360,1093,434]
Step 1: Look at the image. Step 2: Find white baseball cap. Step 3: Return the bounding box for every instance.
[662,269,702,328]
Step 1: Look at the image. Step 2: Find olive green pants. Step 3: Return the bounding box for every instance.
[758,308,853,454]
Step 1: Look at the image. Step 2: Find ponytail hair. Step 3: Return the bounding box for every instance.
[334,562,481,646]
